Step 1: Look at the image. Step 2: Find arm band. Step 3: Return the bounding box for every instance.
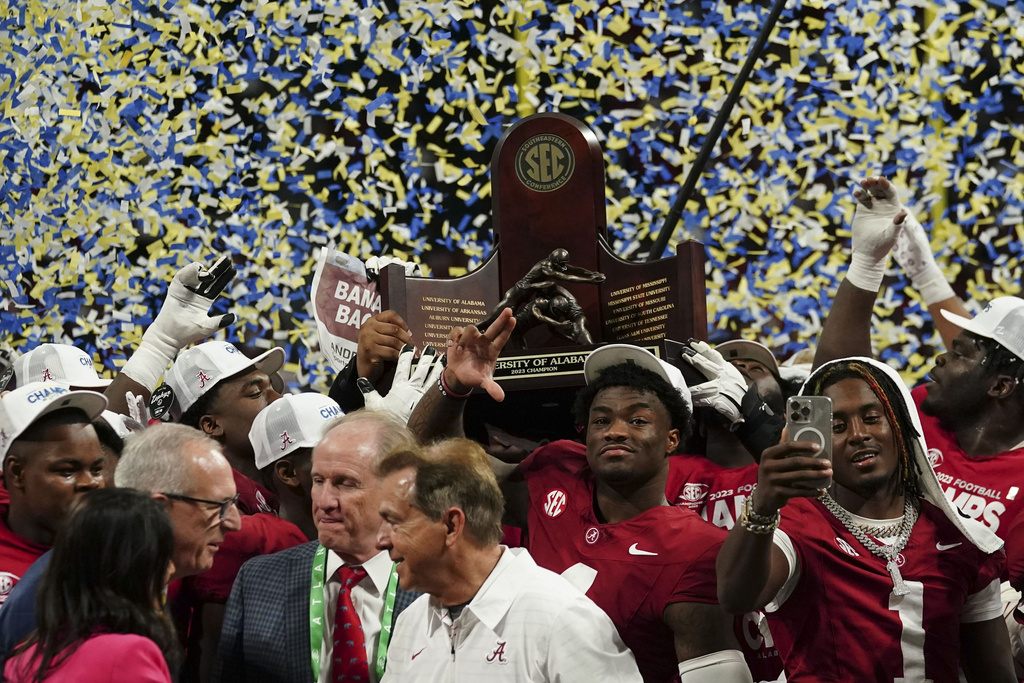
[678,649,753,683]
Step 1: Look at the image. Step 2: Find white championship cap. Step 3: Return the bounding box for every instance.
[249,393,343,470]
[13,344,111,389]
[0,382,108,465]
[583,344,692,412]
[164,341,286,415]
[940,297,1024,362]
[715,339,781,377]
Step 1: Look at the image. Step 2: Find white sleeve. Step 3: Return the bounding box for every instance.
[545,597,644,682]
[678,650,753,683]
[961,578,1002,623]
[764,529,800,613]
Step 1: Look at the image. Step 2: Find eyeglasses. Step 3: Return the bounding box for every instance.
[161,492,240,520]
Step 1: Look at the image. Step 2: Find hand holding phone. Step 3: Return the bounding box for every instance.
[786,396,833,490]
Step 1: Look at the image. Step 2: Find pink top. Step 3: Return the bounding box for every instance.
[4,633,171,683]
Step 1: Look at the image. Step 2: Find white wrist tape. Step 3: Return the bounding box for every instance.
[846,252,889,292]
[121,336,176,391]
[911,265,956,306]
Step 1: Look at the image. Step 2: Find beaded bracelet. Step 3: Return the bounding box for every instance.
[740,488,780,535]
[438,368,472,400]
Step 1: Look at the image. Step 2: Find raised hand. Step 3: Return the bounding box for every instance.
[443,308,516,402]
[356,310,413,381]
[847,176,907,291]
[357,345,442,421]
[122,254,237,390]
[893,212,955,306]
[681,340,747,428]
[751,430,832,516]
[365,255,423,279]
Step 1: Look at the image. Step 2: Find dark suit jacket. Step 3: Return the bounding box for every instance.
[213,541,418,683]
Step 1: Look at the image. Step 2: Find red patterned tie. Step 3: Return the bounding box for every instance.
[332,565,369,683]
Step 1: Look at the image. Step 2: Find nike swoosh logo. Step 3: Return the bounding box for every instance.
[412,648,425,660]
[628,543,658,556]
[936,542,962,551]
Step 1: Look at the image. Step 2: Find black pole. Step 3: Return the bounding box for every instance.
[647,0,791,262]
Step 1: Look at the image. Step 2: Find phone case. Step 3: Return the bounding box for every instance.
[786,396,833,489]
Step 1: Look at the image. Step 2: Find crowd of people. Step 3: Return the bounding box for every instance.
[0,176,1021,682]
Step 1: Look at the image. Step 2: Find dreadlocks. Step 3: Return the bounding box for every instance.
[805,361,925,500]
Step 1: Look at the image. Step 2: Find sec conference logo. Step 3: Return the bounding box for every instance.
[514,134,575,192]
[544,489,567,518]
[676,482,708,508]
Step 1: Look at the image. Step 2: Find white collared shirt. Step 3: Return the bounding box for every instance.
[382,547,642,682]
[317,548,394,683]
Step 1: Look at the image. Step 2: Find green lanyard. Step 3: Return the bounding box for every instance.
[309,545,399,682]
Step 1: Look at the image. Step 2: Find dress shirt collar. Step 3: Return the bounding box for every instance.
[425,546,530,633]
[324,547,393,596]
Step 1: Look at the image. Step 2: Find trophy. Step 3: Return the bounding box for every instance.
[379,113,707,447]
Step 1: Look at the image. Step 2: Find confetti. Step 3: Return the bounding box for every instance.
[0,0,1021,391]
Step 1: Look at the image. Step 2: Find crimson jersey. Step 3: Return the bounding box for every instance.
[769,497,1003,682]
[0,504,49,606]
[912,384,1024,538]
[667,455,758,528]
[232,469,279,516]
[667,454,783,683]
[520,440,726,683]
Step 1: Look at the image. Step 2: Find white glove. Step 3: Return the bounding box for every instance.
[680,340,747,428]
[124,390,150,430]
[122,255,236,390]
[357,345,443,422]
[365,255,423,279]
[892,212,955,305]
[848,177,904,292]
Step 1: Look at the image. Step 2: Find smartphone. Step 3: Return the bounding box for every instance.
[786,396,833,489]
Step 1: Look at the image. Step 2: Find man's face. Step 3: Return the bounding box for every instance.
[292,448,314,498]
[204,369,282,461]
[273,449,314,512]
[377,468,444,595]
[164,443,241,579]
[921,333,994,425]
[730,358,784,413]
[6,421,105,541]
[311,422,384,564]
[585,386,679,489]
[824,378,899,497]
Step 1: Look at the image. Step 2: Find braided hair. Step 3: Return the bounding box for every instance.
[804,361,925,500]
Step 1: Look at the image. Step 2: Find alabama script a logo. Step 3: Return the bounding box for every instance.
[487,641,508,664]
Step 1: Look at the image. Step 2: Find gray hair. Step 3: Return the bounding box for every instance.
[115,423,215,495]
[320,409,416,472]
[376,438,504,546]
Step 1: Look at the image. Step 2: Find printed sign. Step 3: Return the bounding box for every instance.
[311,247,382,372]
